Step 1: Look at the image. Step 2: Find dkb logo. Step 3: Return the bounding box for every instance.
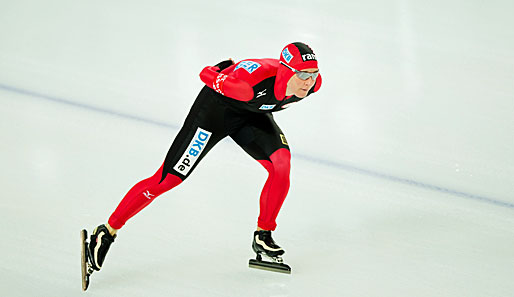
[174,127,212,175]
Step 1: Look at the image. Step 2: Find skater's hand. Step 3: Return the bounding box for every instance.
[214,58,235,72]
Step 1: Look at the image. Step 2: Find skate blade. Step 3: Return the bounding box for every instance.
[81,229,92,291]
[249,259,291,274]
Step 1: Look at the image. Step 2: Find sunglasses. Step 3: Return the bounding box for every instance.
[280,61,319,80]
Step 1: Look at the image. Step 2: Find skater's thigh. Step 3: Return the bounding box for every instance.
[230,113,290,161]
[162,88,228,180]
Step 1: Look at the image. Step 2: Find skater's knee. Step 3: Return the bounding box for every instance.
[147,165,183,194]
[150,163,183,188]
[269,149,291,178]
[159,173,183,191]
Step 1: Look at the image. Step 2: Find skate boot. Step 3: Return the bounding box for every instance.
[249,230,291,274]
[88,224,116,271]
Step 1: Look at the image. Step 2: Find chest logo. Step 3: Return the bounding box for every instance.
[259,104,276,110]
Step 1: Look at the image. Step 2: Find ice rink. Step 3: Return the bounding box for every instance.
[1,0,513,296]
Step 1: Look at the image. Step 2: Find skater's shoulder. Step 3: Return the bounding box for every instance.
[230,58,278,84]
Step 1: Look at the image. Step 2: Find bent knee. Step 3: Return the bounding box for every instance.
[158,174,183,191]
[269,148,291,177]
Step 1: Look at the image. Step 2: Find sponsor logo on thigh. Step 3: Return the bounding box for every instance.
[174,127,212,175]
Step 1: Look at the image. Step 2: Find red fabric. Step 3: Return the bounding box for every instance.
[275,43,320,99]
[212,73,228,95]
[279,43,319,69]
[220,59,277,88]
[108,164,183,229]
[199,65,255,101]
[256,148,291,231]
[200,58,322,102]
[200,44,321,102]
[108,149,292,231]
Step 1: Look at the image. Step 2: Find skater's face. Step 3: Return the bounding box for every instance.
[285,67,319,98]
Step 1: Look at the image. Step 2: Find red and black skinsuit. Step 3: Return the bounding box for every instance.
[108,42,322,231]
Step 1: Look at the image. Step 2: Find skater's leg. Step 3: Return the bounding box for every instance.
[108,164,183,230]
[255,148,291,231]
[230,113,291,231]
[108,87,229,230]
[89,166,182,271]
[87,88,228,273]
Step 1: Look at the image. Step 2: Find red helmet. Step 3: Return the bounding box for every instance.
[274,42,319,99]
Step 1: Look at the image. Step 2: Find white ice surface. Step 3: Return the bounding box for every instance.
[1,1,514,296]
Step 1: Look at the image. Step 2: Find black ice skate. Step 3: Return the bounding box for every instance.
[89,224,116,271]
[249,230,291,274]
[80,225,116,291]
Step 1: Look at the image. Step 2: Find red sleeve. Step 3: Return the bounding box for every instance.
[199,66,254,102]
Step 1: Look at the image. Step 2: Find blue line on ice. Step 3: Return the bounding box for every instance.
[1,83,512,209]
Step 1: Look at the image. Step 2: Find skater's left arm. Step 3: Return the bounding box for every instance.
[199,60,255,102]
